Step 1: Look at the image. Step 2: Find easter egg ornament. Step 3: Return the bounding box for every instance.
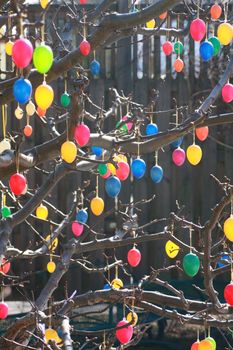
[159,12,167,20]
[171,137,183,149]
[33,44,53,74]
[222,83,233,103]
[15,106,24,120]
[26,100,36,116]
[224,282,233,305]
[40,0,49,8]
[200,40,214,61]
[162,40,173,56]
[45,328,62,344]
[37,107,46,118]
[90,59,101,76]
[210,4,222,20]
[190,18,206,42]
[1,206,11,218]
[90,196,104,215]
[165,240,180,258]
[126,312,138,326]
[76,209,88,224]
[183,252,200,277]
[12,38,33,68]
[60,92,71,108]
[24,124,33,137]
[208,36,221,56]
[35,82,54,110]
[91,146,103,157]
[47,260,56,273]
[186,144,202,166]
[127,247,141,267]
[146,122,158,135]
[0,139,11,153]
[36,204,48,220]
[174,41,184,55]
[116,161,130,181]
[150,164,163,183]
[217,22,233,46]
[111,278,123,289]
[0,302,8,319]
[5,40,13,56]
[98,163,108,176]
[61,141,77,163]
[195,126,209,141]
[80,39,91,56]
[191,341,200,350]
[146,19,156,29]
[131,158,146,179]
[74,124,90,147]
[72,221,84,237]
[9,173,27,196]
[174,58,184,72]
[172,147,185,166]
[105,176,121,198]
[116,319,133,344]
[13,78,32,104]
[224,215,233,242]
[205,337,216,350]
[199,339,213,350]
[0,258,10,274]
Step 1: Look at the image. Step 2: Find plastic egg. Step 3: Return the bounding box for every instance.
[217,22,233,46]
[80,0,86,4]
[107,163,116,175]
[74,124,90,147]
[208,36,221,56]
[200,41,214,61]
[131,158,146,179]
[172,147,185,166]
[45,328,62,344]
[174,41,184,55]
[40,0,49,8]
[199,339,214,350]
[101,170,111,179]
[37,107,46,117]
[91,146,103,157]
[15,106,23,119]
[80,39,91,56]
[5,40,13,56]
[183,252,200,277]
[162,41,173,56]
[35,83,54,110]
[90,196,104,216]
[9,173,27,196]
[45,235,58,251]
[103,283,111,290]
[47,261,56,273]
[186,144,202,165]
[36,204,48,220]
[210,4,222,20]
[165,240,180,258]
[1,206,11,219]
[61,141,77,163]
[174,58,184,72]
[105,176,121,198]
[33,44,53,74]
[98,164,108,176]
[116,161,130,181]
[76,209,88,224]
[191,341,200,350]
[195,126,209,141]
[12,38,33,68]
[159,12,167,20]
[60,92,71,108]
[223,216,233,241]
[150,165,163,183]
[90,59,100,76]
[24,125,33,137]
[26,101,36,116]
[127,248,141,267]
[222,83,233,103]
[111,278,123,289]
[146,123,158,136]
[205,337,216,350]
[190,18,206,42]
[0,258,10,274]
[0,302,8,319]
[224,282,233,305]
[13,78,32,104]
[72,221,84,237]
[126,312,138,326]
[146,19,156,29]
[0,139,11,153]
[116,319,133,344]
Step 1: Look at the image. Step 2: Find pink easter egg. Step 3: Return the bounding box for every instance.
[0,302,8,319]
[122,115,133,131]
[101,169,111,179]
[74,124,90,147]
[190,18,206,42]
[12,38,33,68]
[222,83,233,103]
[72,221,84,237]
[116,319,133,344]
[172,147,186,166]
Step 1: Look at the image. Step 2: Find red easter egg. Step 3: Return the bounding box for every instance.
[191,341,200,350]
[0,259,10,274]
[74,124,90,147]
[210,4,222,20]
[224,282,233,305]
[80,0,86,3]
[162,41,173,56]
[127,248,141,267]
[222,83,233,103]
[101,170,111,179]
[37,107,46,117]
[80,39,91,56]
[159,12,167,20]
[174,58,184,72]
[116,319,133,344]
[24,125,33,137]
[12,38,33,69]
[72,221,84,237]
[116,162,130,181]
[195,126,209,141]
[0,302,8,319]
[190,18,206,42]
[172,148,186,166]
[9,173,27,196]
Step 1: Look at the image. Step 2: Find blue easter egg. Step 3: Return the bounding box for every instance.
[13,78,32,104]
[200,41,214,61]
[105,176,121,198]
[150,165,163,183]
[131,158,146,179]
[103,283,111,290]
[146,123,158,136]
[171,137,184,149]
[76,209,88,224]
[217,254,230,268]
[90,59,100,76]
[91,146,103,157]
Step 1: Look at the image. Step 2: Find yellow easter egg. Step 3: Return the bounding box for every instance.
[224,216,233,242]
[111,278,123,289]
[47,261,56,273]
[107,163,116,175]
[186,144,202,166]
[5,40,13,56]
[40,0,49,9]
[45,328,62,344]
[45,235,58,251]
[126,312,138,326]
[36,204,48,220]
[146,19,156,29]
[61,141,77,163]
[165,240,180,258]
[35,82,54,110]
[217,22,233,46]
[90,196,104,216]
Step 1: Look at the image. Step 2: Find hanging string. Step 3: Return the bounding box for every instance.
[208,327,210,337]
[16,148,20,173]
[103,331,106,350]
[2,105,6,139]
[189,227,192,253]
[81,99,85,124]
[26,113,29,127]
[231,196,233,216]
[64,74,68,93]
[49,299,52,328]
[123,298,126,318]
[197,0,200,18]
[205,22,208,41]
[93,50,96,60]
[224,2,228,22]
[66,117,69,141]
[197,329,200,341]
[115,264,118,279]
[96,175,99,197]
[83,14,87,39]
[193,126,195,144]
[19,14,23,37]
[175,105,179,127]
[1,286,3,303]
[155,150,158,165]
[231,253,233,282]
[41,13,45,42]
[150,105,153,123]
[137,128,140,158]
